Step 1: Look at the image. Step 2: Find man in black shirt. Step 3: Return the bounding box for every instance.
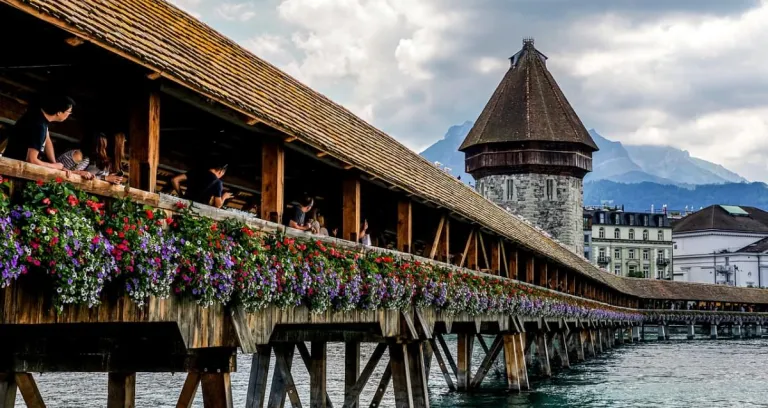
[4,95,74,170]
[288,196,313,231]
[170,163,232,208]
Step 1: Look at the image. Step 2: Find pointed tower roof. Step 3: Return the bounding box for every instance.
[459,39,598,152]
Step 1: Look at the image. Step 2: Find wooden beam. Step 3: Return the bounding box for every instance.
[509,248,519,280]
[0,373,17,408]
[466,231,479,271]
[284,136,298,143]
[458,229,474,268]
[107,373,136,408]
[178,373,202,408]
[369,364,392,408]
[538,262,548,288]
[427,215,446,260]
[267,344,295,408]
[406,343,429,408]
[500,242,509,278]
[478,232,490,270]
[310,342,327,408]
[201,373,233,408]
[342,178,361,243]
[246,117,260,126]
[435,334,459,379]
[15,373,44,408]
[397,200,412,253]
[316,151,328,158]
[343,343,386,407]
[456,333,474,391]
[470,335,504,389]
[389,343,414,408]
[490,239,501,275]
[146,71,162,80]
[436,217,450,263]
[129,90,161,192]
[345,342,360,408]
[428,338,455,391]
[343,164,354,170]
[65,36,85,46]
[525,255,535,283]
[260,142,285,223]
[549,267,558,290]
[569,273,576,295]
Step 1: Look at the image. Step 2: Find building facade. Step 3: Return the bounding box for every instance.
[673,205,768,287]
[584,207,673,279]
[461,39,597,255]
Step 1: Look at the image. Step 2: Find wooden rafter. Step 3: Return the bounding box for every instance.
[458,229,475,268]
[427,215,446,260]
[478,232,490,271]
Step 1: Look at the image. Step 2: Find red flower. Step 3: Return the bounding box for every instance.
[211,223,218,232]
[55,177,64,183]
[175,201,186,209]
[36,179,44,186]
[42,198,51,206]
[67,195,79,207]
[145,210,154,220]
[118,232,125,239]
[45,208,57,215]
[106,227,114,235]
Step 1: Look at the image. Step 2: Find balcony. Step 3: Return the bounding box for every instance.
[597,256,611,266]
[656,257,670,266]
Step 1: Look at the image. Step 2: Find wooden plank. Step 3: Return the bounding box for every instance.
[569,274,576,295]
[550,267,559,291]
[107,372,136,408]
[490,239,501,275]
[396,200,412,253]
[475,334,490,355]
[414,310,433,339]
[436,217,450,263]
[500,241,509,278]
[177,373,201,408]
[310,342,327,408]
[129,90,161,192]
[515,334,530,390]
[427,339,455,391]
[470,335,503,389]
[246,347,271,408]
[406,343,429,408]
[368,363,391,408]
[260,142,285,223]
[435,334,458,378]
[509,249,519,280]
[456,333,474,391]
[295,344,333,408]
[538,262,548,288]
[477,232,490,270]
[535,332,552,377]
[525,255,535,283]
[342,178,361,242]
[427,216,445,260]
[0,373,16,408]
[345,342,361,408]
[14,373,44,408]
[268,345,295,408]
[389,343,414,408]
[503,335,520,391]
[201,373,233,408]
[343,343,386,407]
[466,231,479,270]
[402,312,418,341]
[458,229,474,268]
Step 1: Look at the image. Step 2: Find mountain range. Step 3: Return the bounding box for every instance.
[420,122,768,211]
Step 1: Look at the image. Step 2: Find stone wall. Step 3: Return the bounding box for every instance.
[476,173,584,255]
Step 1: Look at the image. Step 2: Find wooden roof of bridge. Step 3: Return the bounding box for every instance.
[5,0,768,304]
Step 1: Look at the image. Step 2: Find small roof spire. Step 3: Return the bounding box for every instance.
[523,37,535,48]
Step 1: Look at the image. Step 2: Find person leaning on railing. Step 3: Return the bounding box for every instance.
[286,196,314,232]
[57,132,125,184]
[3,94,74,171]
[170,162,232,208]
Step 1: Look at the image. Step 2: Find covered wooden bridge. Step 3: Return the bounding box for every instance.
[1,1,768,407]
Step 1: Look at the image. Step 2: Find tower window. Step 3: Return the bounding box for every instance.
[598,227,605,238]
[506,179,515,200]
[614,228,620,239]
[629,229,635,240]
[642,230,649,240]
[657,230,664,241]
[546,179,556,201]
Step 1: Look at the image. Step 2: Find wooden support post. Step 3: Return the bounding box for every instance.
[345,342,361,408]
[246,346,271,408]
[535,332,552,377]
[538,262,548,288]
[129,91,161,192]
[260,143,285,223]
[107,373,135,408]
[456,333,474,391]
[268,344,296,408]
[490,239,501,275]
[509,249,519,280]
[389,343,414,408]
[343,178,361,243]
[503,334,520,391]
[178,373,202,408]
[310,342,327,408]
[201,373,233,408]
[435,217,450,263]
[525,255,535,283]
[369,364,392,408]
[406,343,430,408]
[466,231,478,270]
[478,232,490,270]
[343,343,387,407]
[15,374,44,408]
[0,374,16,408]
[554,331,570,368]
[470,335,504,389]
[583,330,595,358]
[397,200,412,253]
[427,216,445,259]
[569,275,576,295]
[428,339,455,391]
[550,268,559,291]
[435,334,459,380]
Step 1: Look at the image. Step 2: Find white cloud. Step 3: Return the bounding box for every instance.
[215,2,257,22]
[167,0,203,17]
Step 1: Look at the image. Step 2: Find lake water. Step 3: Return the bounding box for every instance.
[18,335,768,407]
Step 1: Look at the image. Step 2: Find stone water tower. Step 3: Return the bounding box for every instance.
[460,38,598,255]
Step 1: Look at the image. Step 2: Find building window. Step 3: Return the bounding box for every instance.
[629,229,635,240]
[614,264,621,275]
[598,228,605,238]
[598,212,605,224]
[614,214,621,225]
[629,265,637,275]
[546,179,556,201]
[584,234,589,243]
[657,249,664,259]
[642,230,649,240]
[614,228,620,239]
[629,214,635,225]
[643,216,649,226]
[657,230,664,241]
[643,249,649,260]
[614,248,621,259]
[506,179,514,201]
[598,248,605,258]
[643,265,650,278]
[628,249,635,259]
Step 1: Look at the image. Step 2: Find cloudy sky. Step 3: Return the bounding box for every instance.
[169,0,768,182]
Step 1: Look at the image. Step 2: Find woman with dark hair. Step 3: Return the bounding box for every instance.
[57,132,124,184]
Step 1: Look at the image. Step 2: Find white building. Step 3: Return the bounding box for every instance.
[673,205,768,288]
[584,207,673,279]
